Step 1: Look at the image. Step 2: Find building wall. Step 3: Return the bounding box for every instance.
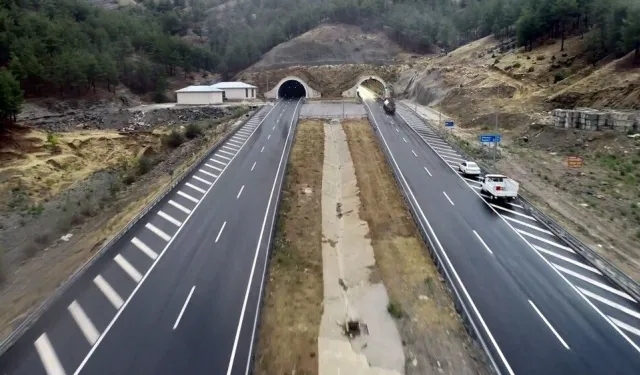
[177,92,223,105]
[223,88,256,100]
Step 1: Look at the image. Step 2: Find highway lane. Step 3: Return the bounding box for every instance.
[0,98,302,375]
[363,96,640,375]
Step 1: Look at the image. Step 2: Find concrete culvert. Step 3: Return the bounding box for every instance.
[278,80,307,99]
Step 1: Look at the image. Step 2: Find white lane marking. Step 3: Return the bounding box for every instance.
[211,159,228,166]
[204,163,220,171]
[443,191,454,206]
[490,204,536,220]
[403,138,407,143]
[73,100,284,375]
[231,98,302,375]
[35,333,67,375]
[610,316,640,337]
[470,185,481,190]
[222,145,239,152]
[185,182,206,194]
[508,201,524,209]
[68,301,101,345]
[219,150,235,156]
[193,174,214,184]
[462,176,481,184]
[273,125,276,130]
[553,263,635,301]
[236,129,251,135]
[268,134,271,139]
[227,139,243,146]
[580,288,640,320]
[412,150,417,157]
[517,230,573,252]
[431,145,457,154]
[216,154,232,161]
[215,221,227,243]
[502,216,553,235]
[173,286,196,330]
[395,107,640,354]
[177,190,199,203]
[251,162,256,171]
[232,135,247,141]
[261,146,265,153]
[424,167,432,177]
[440,154,465,162]
[367,100,513,375]
[145,223,172,242]
[169,200,191,214]
[396,128,399,132]
[534,246,600,274]
[473,230,493,254]
[113,254,142,283]
[529,300,570,350]
[131,237,159,259]
[93,275,124,309]
[237,185,245,199]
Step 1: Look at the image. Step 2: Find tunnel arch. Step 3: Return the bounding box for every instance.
[265,76,322,99]
[342,75,389,98]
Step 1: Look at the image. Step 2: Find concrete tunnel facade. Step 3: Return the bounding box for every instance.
[264,76,322,99]
[342,75,389,98]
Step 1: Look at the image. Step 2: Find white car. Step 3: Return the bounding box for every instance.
[458,161,481,176]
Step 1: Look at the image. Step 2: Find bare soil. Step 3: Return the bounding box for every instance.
[342,119,489,375]
[253,119,325,375]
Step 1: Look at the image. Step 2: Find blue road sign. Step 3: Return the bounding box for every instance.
[445,120,454,127]
[480,134,501,143]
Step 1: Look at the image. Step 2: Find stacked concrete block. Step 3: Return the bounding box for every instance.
[552,108,639,132]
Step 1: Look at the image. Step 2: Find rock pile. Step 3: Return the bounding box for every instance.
[552,108,640,132]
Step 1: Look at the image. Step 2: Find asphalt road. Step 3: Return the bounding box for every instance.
[0,98,302,375]
[362,96,640,375]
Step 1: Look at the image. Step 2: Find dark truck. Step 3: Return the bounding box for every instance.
[383,98,396,114]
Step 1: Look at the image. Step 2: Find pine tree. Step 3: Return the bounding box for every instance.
[0,68,24,124]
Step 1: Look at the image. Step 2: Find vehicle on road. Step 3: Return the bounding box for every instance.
[383,98,396,114]
[458,161,481,176]
[480,174,519,201]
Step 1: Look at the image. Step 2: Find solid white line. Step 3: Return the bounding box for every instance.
[490,204,536,220]
[177,190,199,203]
[517,230,573,252]
[443,191,454,205]
[72,100,285,375]
[173,286,195,330]
[403,138,407,143]
[251,162,256,171]
[579,288,640,320]
[473,230,493,254]
[131,237,159,259]
[219,150,234,156]
[268,134,271,139]
[553,263,635,301]
[35,333,66,375]
[215,221,227,243]
[185,182,206,194]
[68,301,100,345]
[534,245,600,274]
[502,215,553,235]
[610,316,640,337]
[412,150,417,157]
[211,159,227,166]
[424,166,432,177]
[113,254,142,282]
[529,300,570,350]
[169,200,191,214]
[367,100,513,375]
[193,174,214,184]
[145,223,171,242]
[261,146,265,152]
[237,185,244,199]
[93,275,124,309]
[216,154,232,161]
[230,98,302,375]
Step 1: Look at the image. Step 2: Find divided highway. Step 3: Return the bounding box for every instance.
[362,96,640,375]
[0,98,302,375]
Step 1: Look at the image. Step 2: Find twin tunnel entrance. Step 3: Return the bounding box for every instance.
[269,75,388,99]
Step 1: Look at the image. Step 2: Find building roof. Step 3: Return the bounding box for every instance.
[211,81,257,89]
[175,85,223,93]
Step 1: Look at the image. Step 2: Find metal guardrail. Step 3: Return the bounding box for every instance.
[362,100,500,375]
[0,105,268,355]
[397,102,640,304]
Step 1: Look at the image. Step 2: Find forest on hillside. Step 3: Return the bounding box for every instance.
[1,0,640,124]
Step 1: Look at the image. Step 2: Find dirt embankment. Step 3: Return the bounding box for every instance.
[396,34,640,281]
[253,119,325,374]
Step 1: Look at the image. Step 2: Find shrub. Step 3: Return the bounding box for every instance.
[136,156,155,175]
[528,67,535,72]
[162,130,185,148]
[536,55,545,61]
[554,71,565,83]
[122,174,136,185]
[184,123,203,139]
[513,62,521,68]
[46,133,61,153]
[387,301,404,319]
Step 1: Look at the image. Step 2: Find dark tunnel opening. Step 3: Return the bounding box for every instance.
[278,80,307,99]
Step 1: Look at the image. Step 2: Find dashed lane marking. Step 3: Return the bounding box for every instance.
[251,162,256,171]
[473,230,493,254]
[35,333,66,375]
[237,185,245,199]
[534,245,600,274]
[443,191,455,206]
[113,254,142,283]
[216,221,227,243]
[424,167,432,177]
[193,174,214,184]
[412,150,417,157]
[145,223,172,242]
[131,237,159,259]
[403,138,407,143]
[554,264,635,302]
[169,200,191,214]
[268,134,271,139]
[173,286,196,330]
[578,288,640,320]
[261,146,265,153]
[185,182,206,194]
[93,275,124,309]
[177,191,199,203]
[68,301,100,345]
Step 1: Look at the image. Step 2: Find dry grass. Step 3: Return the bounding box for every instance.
[342,118,489,375]
[253,120,324,375]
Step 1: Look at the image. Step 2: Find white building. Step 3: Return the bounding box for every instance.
[211,82,258,101]
[175,85,224,105]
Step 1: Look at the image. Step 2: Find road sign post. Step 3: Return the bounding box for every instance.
[567,155,584,168]
[445,120,454,128]
[479,134,501,143]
